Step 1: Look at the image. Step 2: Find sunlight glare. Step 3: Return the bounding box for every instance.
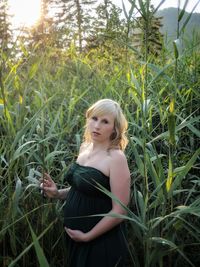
[9,0,41,27]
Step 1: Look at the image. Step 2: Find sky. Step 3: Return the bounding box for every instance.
[9,0,41,28]
[8,0,200,28]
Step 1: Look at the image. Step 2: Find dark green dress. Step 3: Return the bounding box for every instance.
[63,162,128,267]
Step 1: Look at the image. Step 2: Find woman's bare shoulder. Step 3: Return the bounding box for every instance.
[109,149,130,179]
[109,149,127,163]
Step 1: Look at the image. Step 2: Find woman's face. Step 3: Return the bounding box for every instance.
[88,113,115,143]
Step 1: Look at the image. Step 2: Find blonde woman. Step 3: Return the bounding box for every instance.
[41,99,130,267]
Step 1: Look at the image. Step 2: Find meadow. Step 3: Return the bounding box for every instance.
[1,3,200,267]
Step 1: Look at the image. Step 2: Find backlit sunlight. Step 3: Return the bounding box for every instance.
[9,0,41,28]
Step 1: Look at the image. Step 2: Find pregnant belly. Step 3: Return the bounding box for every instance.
[63,188,111,231]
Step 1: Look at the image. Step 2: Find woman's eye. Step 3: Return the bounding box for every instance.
[92,116,98,121]
[102,119,109,124]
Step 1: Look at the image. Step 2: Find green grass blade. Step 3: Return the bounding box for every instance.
[150,237,195,267]
[27,219,50,267]
[8,218,56,267]
[178,0,189,22]
[180,0,200,34]
[169,147,200,194]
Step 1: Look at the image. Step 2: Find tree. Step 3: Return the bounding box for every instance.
[29,0,55,48]
[95,0,124,39]
[86,0,126,53]
[0,0,12,55]
[17,0,56,53]
[50,0,97,52]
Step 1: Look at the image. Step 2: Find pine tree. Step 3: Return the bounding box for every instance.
[50,0,97,52]
[29,0,55,48]
[17,0,56,53]
[0,0,12,55]
[86,0,126,60]
[94,0,124,40]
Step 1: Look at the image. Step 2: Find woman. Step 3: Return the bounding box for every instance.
[41,99,130,267]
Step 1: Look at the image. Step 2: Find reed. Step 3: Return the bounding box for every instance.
[0,1,200,266]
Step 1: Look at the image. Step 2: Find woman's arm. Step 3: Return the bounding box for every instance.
[40,173,70,200]
[65,151,130,242]
[57,188,70,200]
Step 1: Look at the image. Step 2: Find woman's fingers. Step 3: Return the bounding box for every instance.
[43,173,53,181]
[39,173,58,198]
[44,172,52,180]
[64,228,88,242]
[65,228,76,239]
[39,173,52,180]
[40,173,54,185]
[39,179,50,188]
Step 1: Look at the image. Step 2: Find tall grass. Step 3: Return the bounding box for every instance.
[122,1,200,266]
[1,1,200,266]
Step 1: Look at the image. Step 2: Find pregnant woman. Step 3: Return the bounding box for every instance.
[41,99,131,267]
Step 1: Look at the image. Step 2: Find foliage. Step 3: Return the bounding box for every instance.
[0,0,200,267]
[0,0,13,53]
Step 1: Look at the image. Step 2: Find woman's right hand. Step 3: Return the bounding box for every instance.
[40,173,59,199]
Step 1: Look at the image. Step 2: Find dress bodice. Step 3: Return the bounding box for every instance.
[64,162,110,198]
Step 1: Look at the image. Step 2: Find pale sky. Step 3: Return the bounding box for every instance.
[9,0,41,28]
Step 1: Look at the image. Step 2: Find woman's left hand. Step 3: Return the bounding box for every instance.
[65,227,89,242]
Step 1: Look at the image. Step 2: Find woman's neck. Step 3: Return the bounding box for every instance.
[90,141,110,152]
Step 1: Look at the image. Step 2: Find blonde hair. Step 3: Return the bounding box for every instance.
[83,99,128,151]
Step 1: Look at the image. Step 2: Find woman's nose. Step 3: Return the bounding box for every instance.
[94,121,100,128]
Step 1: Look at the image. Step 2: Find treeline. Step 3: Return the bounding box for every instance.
[1,0,166,59]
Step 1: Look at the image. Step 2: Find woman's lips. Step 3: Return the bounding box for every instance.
[92,131,100,136]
